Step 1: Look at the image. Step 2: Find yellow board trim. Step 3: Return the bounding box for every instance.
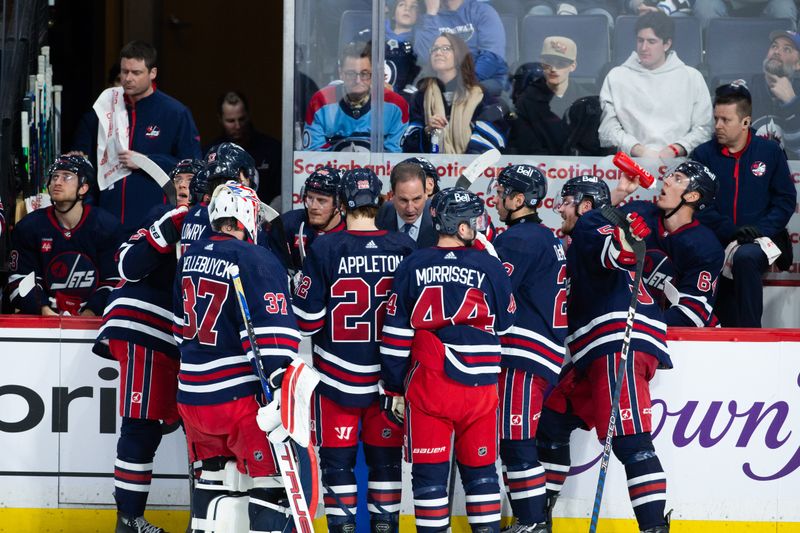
[1,509,799,532]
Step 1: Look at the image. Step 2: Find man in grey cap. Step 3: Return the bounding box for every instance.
[509,36,594,155]
[748,30,800,158]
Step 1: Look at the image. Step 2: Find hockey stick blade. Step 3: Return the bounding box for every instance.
[129,153,177,205]
[228,265,316,532]
[454,148,501,190]
[18,272,36,298]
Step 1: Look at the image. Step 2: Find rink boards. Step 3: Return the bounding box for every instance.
[1,317,800,531]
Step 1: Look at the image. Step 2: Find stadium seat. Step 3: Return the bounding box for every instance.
[500,13,520,70]
[612,15,703,68]
[705,17,794,85]
[520,15,610,86]
[339,10,372,56]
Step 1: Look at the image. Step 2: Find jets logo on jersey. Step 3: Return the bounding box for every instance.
[502,261,514,276]
[41,238,53,253]
[145,125,161,138]
[47,252,98,291]
[751,161,766,177]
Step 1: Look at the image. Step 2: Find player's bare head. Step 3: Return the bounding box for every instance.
[390,163,426,224]
[47,154,93,212]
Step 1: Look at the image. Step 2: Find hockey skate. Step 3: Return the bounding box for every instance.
[115,513,166,533]
[641,509,672,532]
[501,522,550,532]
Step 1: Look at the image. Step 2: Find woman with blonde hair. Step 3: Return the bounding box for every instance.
[402,32,508,154]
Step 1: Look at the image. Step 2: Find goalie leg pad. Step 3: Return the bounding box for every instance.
[499,438,546,525]
[458,462,502,532]
[319,445,358,528]
[190,457,236,532]
[613,433,667,532]
[364,444,402,532]
[279,358,321,447]
[249,485,292,533]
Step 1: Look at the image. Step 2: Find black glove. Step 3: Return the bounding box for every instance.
[733,225,763,245]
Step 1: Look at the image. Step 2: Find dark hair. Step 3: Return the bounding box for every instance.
[120,40,158,69]
[714,82,752,119]
[349,204,381,219]
[217,91,250,115]
[341,40,372,65]
[107,63,121,86]
[390,162,426,192]
[635,11,674,45]
[421,33,479,98]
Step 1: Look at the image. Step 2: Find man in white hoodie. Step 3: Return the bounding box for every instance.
[598,12,712,160]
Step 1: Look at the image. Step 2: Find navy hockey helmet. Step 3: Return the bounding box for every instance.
[495,164,547,208]
[401,156,439,193]
[672,160,718,211]
[189,165,211,204]
[558,175,611,210]
[47,154,95,187]
[302,166,342,199]
[169,158,205,180]
[430,187,486,235]
[204,142,258,189]
[340,168,383,209]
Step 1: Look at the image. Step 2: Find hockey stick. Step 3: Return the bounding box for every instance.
[454,148,501,190]
[297,221,307,264]
[228,265,315,533]
[129,153,178,205]
[588,205,647,533]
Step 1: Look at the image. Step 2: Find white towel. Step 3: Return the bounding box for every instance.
[721,237,782,279]
[94,87,130,190]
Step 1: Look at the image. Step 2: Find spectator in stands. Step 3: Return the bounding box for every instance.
[304,41,409,153]
[376,161,436,247]
[599,12,712,159]
[402,33,508,153]
[205,91,282,205]
[415,0,508,95]
[693,0,796,30]
[748,30,800,159]
[73,41,202,233]
[7,155,121,316]
[526,0,618,28]
[691,83,796,327]
[353,0,422,102]
[627,0,692,18]
[508,36,598,155]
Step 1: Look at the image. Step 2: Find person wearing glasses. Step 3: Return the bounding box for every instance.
[508,36,596,155]
[8,155,122,317]
[402,33,508,154]
[303,40,409,153]
[690,83,796,327]
[598,12,712,160]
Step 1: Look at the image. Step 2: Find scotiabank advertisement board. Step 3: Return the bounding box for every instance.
[292,152,800,282]
[2,318,799,526]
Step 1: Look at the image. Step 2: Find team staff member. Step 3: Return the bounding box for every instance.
[380,187,515,533]
[537,176,671,533]
[376,162,437,247]
[491,165,567,532]
[691,82,796,327]
[293,168,415,533]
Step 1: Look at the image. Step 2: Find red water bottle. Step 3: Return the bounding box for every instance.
[613,151,655,189]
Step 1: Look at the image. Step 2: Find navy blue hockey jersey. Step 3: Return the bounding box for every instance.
[565,209,671,370]
[96,205,180,359]
[179,202,211,256]
[622,201,723,328]
[268,207,346,272]
[173,234,300,406]
[494,216,567,384]
[292,229,416,407]
[8,205,122,315]
[380,246,516,391]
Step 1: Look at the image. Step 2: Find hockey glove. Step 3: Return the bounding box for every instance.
[612,212,650,265]
[147,205,188,253]
[378,381,405,428]
[733,225,763,245]
[256,398,290,444]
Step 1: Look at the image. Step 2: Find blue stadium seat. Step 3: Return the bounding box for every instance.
[612,15,702,68]
[500,13,520,70]
[520,15,610,86]
[705,17,794,85]
[339,10,372,57]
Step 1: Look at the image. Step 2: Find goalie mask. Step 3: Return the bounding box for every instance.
[208,181,266,242]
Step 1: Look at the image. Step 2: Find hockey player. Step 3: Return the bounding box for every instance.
[292,168,415,533]
[8,154,121,316]
[174,182,300,533]
[536,175,672,532]
[95,158,202,532]
[269,166,345,273]
[179,142,257,255]
[380,187,516,533]
[612,161,724,327]
[170,158,204,205]
[490,165,566,532]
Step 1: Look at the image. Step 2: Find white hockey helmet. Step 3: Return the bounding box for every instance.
[208,181,267,242]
